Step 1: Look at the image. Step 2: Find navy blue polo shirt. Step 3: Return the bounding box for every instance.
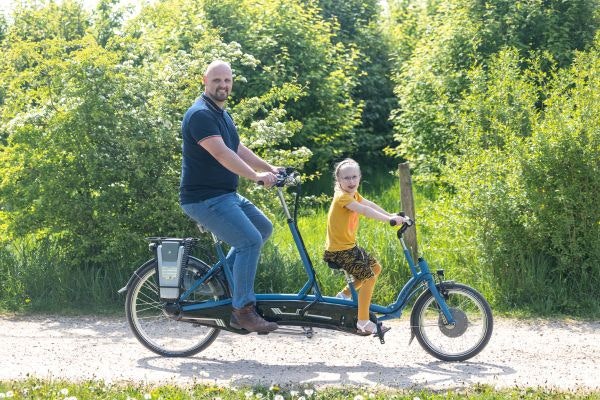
[179,94,240,204]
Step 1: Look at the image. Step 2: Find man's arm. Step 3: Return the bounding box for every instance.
[200,137,276,185]
[237,144,279,173]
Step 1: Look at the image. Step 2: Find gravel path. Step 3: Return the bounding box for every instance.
[1,315,599,391]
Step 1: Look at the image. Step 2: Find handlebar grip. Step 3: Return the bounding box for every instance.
[390,214,415,227]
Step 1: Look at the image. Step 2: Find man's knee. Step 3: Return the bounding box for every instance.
[240,229,265,250]
[261,221,273,242]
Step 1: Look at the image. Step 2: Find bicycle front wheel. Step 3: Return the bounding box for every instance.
[410,282,493,362]
[125,257,228,357]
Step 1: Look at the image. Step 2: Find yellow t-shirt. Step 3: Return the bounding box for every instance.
[325,189,363,251]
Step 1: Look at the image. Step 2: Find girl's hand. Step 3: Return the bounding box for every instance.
[389,215,410,226]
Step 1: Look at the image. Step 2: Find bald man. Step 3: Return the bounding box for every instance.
[180,60,279,333]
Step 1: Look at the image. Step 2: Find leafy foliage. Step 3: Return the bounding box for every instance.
[386,0,600,178]
[317,0,398,171]
[1,0,600,318]
[444,46,600,314]
[201,0,362,173]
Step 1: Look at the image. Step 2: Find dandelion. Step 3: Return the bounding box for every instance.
[369,393,376,399]
[245,391,254,398]
[304,389,314,397]
[290,390,299,398]
[60,388,69,396]
[5,392,12,399]
[0,393,5,399]
[274,396,284,400]
[144,394,152,399]
[354,395,364,400]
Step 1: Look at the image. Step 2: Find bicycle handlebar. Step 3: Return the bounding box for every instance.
[257,167,300,187]
[389,212,415,236]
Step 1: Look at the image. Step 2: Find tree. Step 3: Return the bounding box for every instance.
[443,47,600,313]
[387,0,600,179]
[317,0,398,172]
[201,0,362,174]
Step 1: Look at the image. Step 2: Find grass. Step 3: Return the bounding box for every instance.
[0,380,599,400]
[1,172,598,318]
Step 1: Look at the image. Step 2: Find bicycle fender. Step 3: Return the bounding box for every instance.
[117,258,157,295]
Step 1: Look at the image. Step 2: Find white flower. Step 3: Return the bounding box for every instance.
[144,395,152,400]
[274,396,284,400]
[369,394,376,399]
[304,389,314,397]
[60,388,69,396]
[354,396,365,400]
[0,393,5,399]
[290,390,299,397]
[245,391,254,398]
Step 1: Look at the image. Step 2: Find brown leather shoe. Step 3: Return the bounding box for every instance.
[230,304,278,333]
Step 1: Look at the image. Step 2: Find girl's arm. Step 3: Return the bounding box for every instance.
[360,197,391,216]
[345,200,406,225]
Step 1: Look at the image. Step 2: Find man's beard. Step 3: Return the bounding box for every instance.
[211,89,229,102]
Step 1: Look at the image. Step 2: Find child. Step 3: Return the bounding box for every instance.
[323,158,407,335]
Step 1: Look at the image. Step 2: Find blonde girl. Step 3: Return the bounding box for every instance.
[323,158,407,334]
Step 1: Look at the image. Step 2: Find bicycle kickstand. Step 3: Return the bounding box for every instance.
[376,323,385,344]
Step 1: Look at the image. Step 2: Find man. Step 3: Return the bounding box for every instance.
[180,60,279,333]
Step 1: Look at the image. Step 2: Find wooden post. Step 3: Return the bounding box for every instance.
[398,162,418,260]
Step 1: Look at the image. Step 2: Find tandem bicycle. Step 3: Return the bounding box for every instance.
[119,169,493,361]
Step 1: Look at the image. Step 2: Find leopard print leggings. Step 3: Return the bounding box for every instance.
[323,246,378,281]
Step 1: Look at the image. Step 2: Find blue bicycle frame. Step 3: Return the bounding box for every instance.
[176,184,455,327]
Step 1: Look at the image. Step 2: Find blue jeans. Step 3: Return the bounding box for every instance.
[181,192,273,309]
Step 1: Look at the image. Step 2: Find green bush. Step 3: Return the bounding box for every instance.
[443,45,600,316]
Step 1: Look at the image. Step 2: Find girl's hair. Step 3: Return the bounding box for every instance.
[333,158,361,189]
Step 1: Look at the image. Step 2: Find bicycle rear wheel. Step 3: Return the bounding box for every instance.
[410,282,493,362]
[125,257,228,357]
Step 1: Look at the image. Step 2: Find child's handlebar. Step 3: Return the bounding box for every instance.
[389,212,414,236]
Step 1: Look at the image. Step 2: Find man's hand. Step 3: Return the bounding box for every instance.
[256,171,277,188]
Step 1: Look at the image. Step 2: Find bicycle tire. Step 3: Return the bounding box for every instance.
[410,282,493,362]
[125,257,228,357]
